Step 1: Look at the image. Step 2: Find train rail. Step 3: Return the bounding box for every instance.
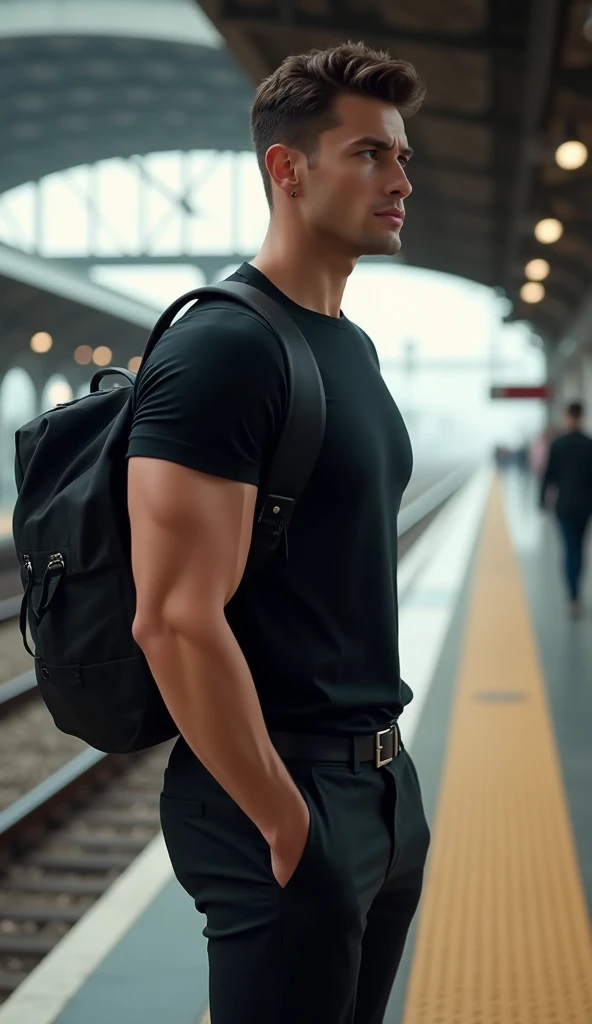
[0,745,170,1000]
[0,671,36,720]
[0,541,20,625]
[0,600,19,627]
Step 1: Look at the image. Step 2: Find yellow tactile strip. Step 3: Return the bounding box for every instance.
[402,476,592,1024]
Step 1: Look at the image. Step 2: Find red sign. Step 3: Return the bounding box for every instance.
[490,385,551,400]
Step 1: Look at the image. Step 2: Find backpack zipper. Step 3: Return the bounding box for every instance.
[20,556,35,658]
[22,554,65,572]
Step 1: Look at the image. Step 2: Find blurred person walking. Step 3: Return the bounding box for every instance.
[529,426,554,479]
[127,42,430,1024]
[540,401,592,617]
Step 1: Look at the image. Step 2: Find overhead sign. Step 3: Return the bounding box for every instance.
[490,385,551,400]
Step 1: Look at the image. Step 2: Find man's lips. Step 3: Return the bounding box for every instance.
[375,209,405,226]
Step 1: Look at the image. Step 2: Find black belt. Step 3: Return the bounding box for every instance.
[269,724,401,769]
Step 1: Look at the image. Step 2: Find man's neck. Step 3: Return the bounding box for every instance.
[251,227,357,319]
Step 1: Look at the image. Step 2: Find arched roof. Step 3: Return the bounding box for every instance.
[0,0,253,194]
[2,0,591,350]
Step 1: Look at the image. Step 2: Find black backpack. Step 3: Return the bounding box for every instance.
[12,282,326,754]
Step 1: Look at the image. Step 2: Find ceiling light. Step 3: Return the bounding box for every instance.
[30,331,53,353]
[128,356,142,373]
[534,218,563,244]
[74,345,93,365]
[521,282,545,304]
[525,258,550,281]
[92,346,112,366]
[555,140,588,170]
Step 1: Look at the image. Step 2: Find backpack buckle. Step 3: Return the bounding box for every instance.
[35,552,66,623]
[257,495,295,536]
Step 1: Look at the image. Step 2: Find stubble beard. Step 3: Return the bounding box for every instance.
[357,231,402,257]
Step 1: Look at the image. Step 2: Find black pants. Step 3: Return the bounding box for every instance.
[160,740,430,1024]
[557,513,590,601]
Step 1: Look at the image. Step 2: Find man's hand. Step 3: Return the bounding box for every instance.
[268,791,311,888]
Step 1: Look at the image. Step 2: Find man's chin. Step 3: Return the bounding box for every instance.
[358,231,402,257]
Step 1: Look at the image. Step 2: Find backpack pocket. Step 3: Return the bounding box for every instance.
[34,654,176,753]
[20,551,136,665]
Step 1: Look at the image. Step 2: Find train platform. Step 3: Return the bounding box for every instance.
[0,465,591,1024]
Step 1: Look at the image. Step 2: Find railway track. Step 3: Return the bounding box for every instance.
[0,744,171,1001]
[0,553,20,610]
[0,671,36,720]
[0,542,20,624]
[0,600,19,627]
[0,463,474,1004]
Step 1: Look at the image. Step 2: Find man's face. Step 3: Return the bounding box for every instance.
[299,93,413,257]
[565,412,582,431]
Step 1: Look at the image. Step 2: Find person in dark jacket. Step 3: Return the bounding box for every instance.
[540,401,592,617]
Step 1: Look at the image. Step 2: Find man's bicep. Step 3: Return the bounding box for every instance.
[128,457,258,636]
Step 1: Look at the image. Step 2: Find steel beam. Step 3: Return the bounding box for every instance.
[417,107,519,129]
[545,177,592,200]
[408,159,498,178]
[559,66,592,101]
[196,0,275,81]
[501,0,564,294]
[34,253,403,271]
[220,2,525,54]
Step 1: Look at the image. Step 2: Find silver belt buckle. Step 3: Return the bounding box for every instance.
[375,726,397,769]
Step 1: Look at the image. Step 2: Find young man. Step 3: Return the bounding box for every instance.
[540,401,592,617]
[127,42,431,1024]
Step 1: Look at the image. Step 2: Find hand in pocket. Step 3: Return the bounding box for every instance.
[269,791,311,888]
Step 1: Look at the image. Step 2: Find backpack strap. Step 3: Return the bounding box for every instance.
[134,281,327,568]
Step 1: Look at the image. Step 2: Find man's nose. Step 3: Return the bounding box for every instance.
[390,165,412,200]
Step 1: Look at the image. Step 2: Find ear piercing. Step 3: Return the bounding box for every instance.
[290,191,298,198]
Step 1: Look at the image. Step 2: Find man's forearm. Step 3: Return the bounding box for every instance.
[137,615,301,844]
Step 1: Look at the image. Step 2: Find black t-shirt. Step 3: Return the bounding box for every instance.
[127,263,413,736]
[541,431,592,516]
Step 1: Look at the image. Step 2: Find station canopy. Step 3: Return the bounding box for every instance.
[0,0,591,349]
[198,0,592,348]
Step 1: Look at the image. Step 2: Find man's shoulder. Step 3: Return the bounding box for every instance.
[562,431,592,444]
[170,298,278,344]
[552,432,592,454]
[150,297,285,368]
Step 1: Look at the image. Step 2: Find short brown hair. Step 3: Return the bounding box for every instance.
[566,401,584,419]
[251,41,425,205]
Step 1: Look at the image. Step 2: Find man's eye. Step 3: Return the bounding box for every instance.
[358,150,379,160]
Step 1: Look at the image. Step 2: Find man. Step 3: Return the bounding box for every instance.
[540,401,592,618]
[127,42,430,1024]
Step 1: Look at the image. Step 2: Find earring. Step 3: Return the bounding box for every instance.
[290,190,298,198]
